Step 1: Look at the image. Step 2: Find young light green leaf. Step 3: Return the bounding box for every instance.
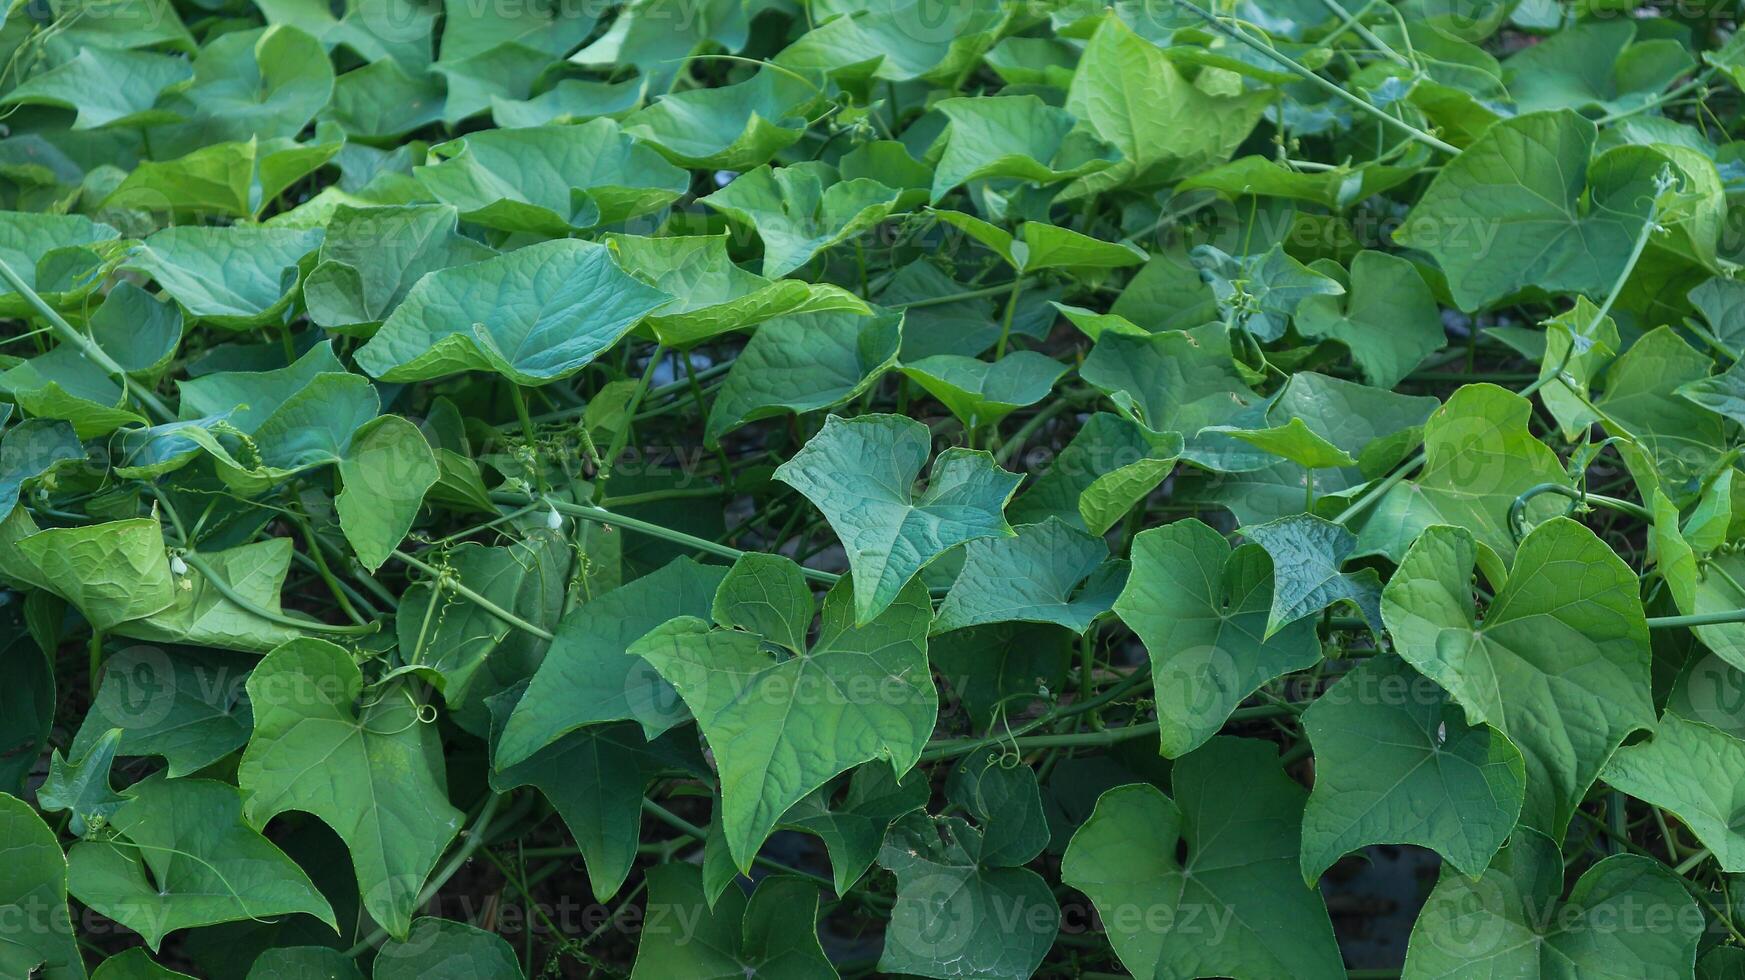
[700,162,906,278]
[38,728,127,838]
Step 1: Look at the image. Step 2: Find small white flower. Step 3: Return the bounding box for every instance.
[169,554,188,576]
[1435,721,1448,747]
[545,507,563,531]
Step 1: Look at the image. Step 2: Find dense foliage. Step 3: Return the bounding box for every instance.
[4,0,1745,976]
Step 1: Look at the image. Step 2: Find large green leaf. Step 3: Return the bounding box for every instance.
[72,645,253,777]
[104,138,342,222]
[932,517,1124,635]
[0,47,190,129]
[238,638,464,939]
[1061,738,1344,980]
[115,540,305,653]
[630,564,935,871]
[1402,829,1701,978]
[302,204,495,336]
[148,25,335,157]
[68,774,336,949]
[0,212,121,318]
[1115,519,1320,758]
[1241,513,1383,636]
[1295,250,1446,388]
[123,225,325,331]
[876,755,1057,980]
[1597,326,1730,506]
[606,233,868,348]
[704,309,902,447]
[700,162,907,278]
[1382,519,1653,838]
[496,557,727,767]
[0,795,84,980]
[336,415,438,571]
[414,120,688,234]
[1353,383,1569,564]
[900,351,1068,429]
[1602,711,1745,872]
[374,917,524,980]
[1394,110,1664,311]
[1300,656,1525,883]
[353,239,671,385]
[774,413,1020,623]
[622,69,818,171]
[1063,13,1267,195]
[927,94,1118,201]
[1079,325,1269,472]
[629,865,836,979]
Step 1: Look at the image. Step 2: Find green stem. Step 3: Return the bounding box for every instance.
[1171,0,1458,155]
[599,344,666,490]
[179,552,378,636]
[494,492,842,584]
[391,548,556,641]
[0,253,174,422]
[88,628,104,691]
[640,798,834,888]
[993,274,1023,360]
[889,281,1026,310]
[508,383,546,492]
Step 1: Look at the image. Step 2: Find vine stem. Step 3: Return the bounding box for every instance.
[179,551,379,636]
[640,798,835,888]
[492,491,842,585]
[391,548,557,641]
[0,252,174,422]
[1170,0,1459,155]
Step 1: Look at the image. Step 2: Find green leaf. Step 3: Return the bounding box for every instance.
[1602,711,1745,872]
[700,162,906,278]
[773,413,1020,623]
[374,917,524,980]
[119,539,306,653]
[932,210,1148,272]
[1063,13,1267,194]
[1537,296,1620,441]
[239,638,464,939]
[68,774,336,950]
[1209,417,1356,470]
[629,865,837,979]
[123,225,325,331]
[149,26,336,158]
[900,351,1068,429]
[1353,383,1570,564]
[1382,519,1653,838]
[1061,738,1344,980]
[302,204,495,336]
[72,645,252,778]
[104,138,342,222]
[630,570,936,871]
[1295,250,1446,388]
[1240,513,1383,636]
[336,415,438,571]
[0,418,83,522]
[496,557,727,767]
[0,47,190,129]
[1080,324,1269,471]
[490,78,644,127]
[1394,110,1663,311]
[607,233,869,348]
[92,949,196,980]
[773,766,929,897]
[328,60,444,140]
[11,517,176,630]
[1299,656,1525,883]
[1402,829,1701,978]
[353,239,671,385]
[245,947,364,980]
[1194,243,1345,342]
[876,755,1057,980]
[0,793,84,980]
[932,518,1125,635]
[1504,20,1691,116]
[415,120,688,234]
[704,309,902,448]
[1007,412,1183,534]
[39,728,127,838]
[927,94,1118,201]
[0,212,121,318]
[1597,326,1729,506]
[1115,519,1320,758]
[623,69,819,171]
